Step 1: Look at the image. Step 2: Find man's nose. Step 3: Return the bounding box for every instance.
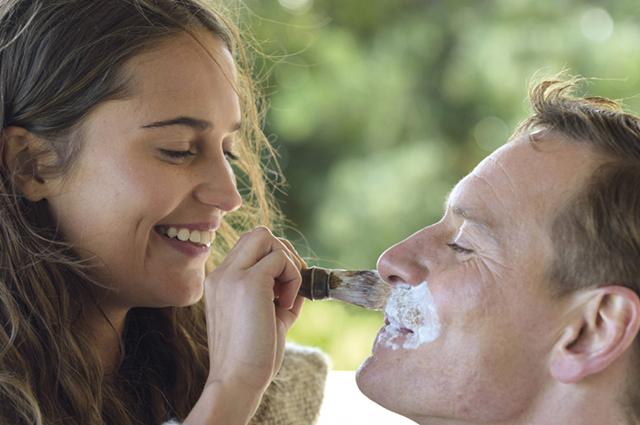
[376,227,432,287]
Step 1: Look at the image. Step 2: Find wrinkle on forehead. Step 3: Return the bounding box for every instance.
[471,149,521,203]
[449,141,521,210]
[463,139,560,226]
[446,170,513,240]
[466,173,510,214]
[484,154,518,193]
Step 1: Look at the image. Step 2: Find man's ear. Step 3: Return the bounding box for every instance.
[550,286,640,384]
[0,126,49,201]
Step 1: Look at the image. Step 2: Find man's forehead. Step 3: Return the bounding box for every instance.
[446,136,601,231]
[445,175,502,233]
[445,139,548,232]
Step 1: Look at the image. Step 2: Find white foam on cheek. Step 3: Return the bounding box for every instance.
[381,281,441,350]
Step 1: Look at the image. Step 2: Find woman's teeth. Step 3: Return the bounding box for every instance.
[161,227,214,246]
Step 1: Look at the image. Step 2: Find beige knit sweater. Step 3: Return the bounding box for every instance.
[163,343,330,425]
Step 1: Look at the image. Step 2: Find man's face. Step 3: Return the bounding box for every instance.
[356,135,601,423]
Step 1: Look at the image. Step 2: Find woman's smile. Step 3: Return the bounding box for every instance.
[154,225,217,258]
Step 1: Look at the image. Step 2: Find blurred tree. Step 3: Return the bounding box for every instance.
[238,0,640,370]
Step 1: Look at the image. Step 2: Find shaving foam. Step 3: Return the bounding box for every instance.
[381,281,441,350]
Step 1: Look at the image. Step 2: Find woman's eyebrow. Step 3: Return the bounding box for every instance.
[141,117,243,133]
[141,116,212,131]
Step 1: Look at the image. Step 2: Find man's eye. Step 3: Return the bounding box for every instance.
[160,149,197,161]
[447,243,474,256]
[224,151,239,161]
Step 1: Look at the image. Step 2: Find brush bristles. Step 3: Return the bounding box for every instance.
[327,269,390,310]
[299,267,391,310]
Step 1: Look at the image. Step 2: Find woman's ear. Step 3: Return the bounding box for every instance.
[1,126,49,201]
[550,286,640,384]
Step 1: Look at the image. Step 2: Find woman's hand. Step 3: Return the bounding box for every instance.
[184,226,305,424]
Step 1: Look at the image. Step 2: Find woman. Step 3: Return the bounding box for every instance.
[0,0,307,423]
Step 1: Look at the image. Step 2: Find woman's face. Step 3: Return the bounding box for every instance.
[44,32,243,312]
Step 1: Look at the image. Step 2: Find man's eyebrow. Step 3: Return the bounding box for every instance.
[141,116,243,133]
[450,205,497,233]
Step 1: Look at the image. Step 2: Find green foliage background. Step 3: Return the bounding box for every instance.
[241,0,640,370]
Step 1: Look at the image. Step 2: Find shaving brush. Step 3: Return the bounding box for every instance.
[298,267,391,310]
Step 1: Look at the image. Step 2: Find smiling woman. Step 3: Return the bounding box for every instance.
[0,1,310,424]
[42,33,246,312]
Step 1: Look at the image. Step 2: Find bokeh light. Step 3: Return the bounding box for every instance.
[581,8,614,42]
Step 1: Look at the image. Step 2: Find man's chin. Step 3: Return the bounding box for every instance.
[356,356,413,420]
[355,355,385,403]
[356,333,396,388]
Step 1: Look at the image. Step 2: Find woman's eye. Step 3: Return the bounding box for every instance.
[447,243,474,256]
[159,149,197,161]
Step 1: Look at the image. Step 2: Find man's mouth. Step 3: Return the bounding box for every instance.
[379,281,441,350]
[385,316,414,335]
[155,226,215,247]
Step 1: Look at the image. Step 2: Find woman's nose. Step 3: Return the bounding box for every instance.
[377,228,432,287]
[193,156,242,212]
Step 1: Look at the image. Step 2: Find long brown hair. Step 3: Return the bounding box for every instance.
[0,0,280,423]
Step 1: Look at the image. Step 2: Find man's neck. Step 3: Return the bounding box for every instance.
[413,380,631,425]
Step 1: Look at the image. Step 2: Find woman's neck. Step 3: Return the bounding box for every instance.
[81,302,129,374]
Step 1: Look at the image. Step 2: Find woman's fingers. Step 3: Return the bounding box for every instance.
[225,227,294,271]
[278,237,308,271]
[250,248,301,309]
[220,227,304,309]
[276,295,305,330]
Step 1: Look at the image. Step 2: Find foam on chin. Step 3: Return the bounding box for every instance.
[381,281,441,350]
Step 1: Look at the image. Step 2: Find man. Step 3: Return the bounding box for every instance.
[356,76,640,424]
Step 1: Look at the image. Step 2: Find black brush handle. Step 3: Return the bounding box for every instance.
[298,267,330,300]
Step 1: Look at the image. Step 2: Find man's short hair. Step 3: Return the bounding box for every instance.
[513,75,640,419]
